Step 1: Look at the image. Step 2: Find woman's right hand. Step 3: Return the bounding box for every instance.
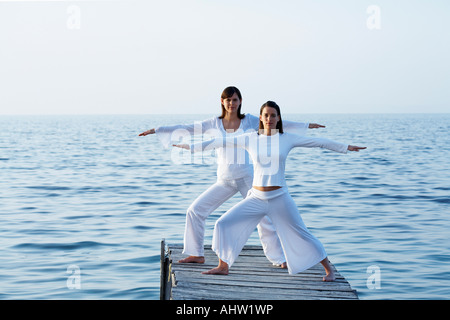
[348,145,367,152]
[138,128,156,136]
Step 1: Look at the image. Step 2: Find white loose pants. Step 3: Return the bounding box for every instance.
[212,188,327,275]
[183,176,286,265]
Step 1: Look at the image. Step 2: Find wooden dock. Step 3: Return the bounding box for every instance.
[160,240,358,300]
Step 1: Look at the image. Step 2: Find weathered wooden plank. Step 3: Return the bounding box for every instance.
[162,242,358,300]
[172,259,337,274]
[175,271,352,291]
[172,272,355,294]
[172,282,358,300]
[173,279,354,297]
[172,266,347,282]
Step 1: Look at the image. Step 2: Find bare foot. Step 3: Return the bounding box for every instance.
[280,262,287,269]
[178,256,205,264]
[323,271,336,282]
[320,257,336,282]
[202,266,229,275]
[202,259,229,275]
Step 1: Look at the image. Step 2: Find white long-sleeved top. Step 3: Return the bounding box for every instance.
[190,131,348,188]
[156,114,309,180]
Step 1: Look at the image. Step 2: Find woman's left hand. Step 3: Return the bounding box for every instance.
[309,123,326,129]
[138,128,155,136]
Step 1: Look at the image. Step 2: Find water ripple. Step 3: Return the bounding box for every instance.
[13,241,118,251]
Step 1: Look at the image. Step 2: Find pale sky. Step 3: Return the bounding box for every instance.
[0,0,449,115]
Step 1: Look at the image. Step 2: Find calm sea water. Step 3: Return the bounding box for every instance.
[0,113,449,300]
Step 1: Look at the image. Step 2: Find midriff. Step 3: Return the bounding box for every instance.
[253,186,282,192]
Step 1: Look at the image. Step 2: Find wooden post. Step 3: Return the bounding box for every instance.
[159,239,166,300]
[159,238,172,300]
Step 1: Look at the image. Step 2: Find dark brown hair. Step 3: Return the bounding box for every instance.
[259,101,284,133]
[219,86,245,119]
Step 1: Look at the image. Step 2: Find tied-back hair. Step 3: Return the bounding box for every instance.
[219,86,245,119]
[259,101,284,133]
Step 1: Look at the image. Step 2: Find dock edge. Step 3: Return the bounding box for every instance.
[159,238,173,300]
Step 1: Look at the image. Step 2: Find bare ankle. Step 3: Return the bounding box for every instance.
[202,260,229,275]
[178,256,205,264]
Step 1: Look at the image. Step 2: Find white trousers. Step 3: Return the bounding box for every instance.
[183,176,286,265]
[212,187,327,275]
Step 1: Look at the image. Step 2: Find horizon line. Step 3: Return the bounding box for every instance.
[1,112,449,116]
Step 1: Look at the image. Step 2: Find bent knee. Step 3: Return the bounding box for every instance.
[215,214,235,230]
[187,203,212,220]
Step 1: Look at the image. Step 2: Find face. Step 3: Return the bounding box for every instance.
[221,92,241,114]
[260,106,280,130]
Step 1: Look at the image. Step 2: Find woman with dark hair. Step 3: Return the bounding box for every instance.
[218,86,246,120]
[140,88,325,266]
[175,101,365,280]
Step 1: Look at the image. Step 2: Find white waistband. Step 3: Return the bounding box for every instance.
[249,187,287,200]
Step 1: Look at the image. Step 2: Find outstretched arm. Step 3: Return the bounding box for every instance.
[138,117,217,149]
[173,132,252,153]
[283,120,325,136]
[292,134,366,154]
[173,143,190,150]
[172,139,226,153]
[247,114,324,133]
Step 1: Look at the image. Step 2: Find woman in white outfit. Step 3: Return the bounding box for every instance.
[175,101,366,281]
[139,87,325,266]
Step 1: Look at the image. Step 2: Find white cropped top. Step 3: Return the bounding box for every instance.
[190,132,348,187]
[156,114,309,180]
